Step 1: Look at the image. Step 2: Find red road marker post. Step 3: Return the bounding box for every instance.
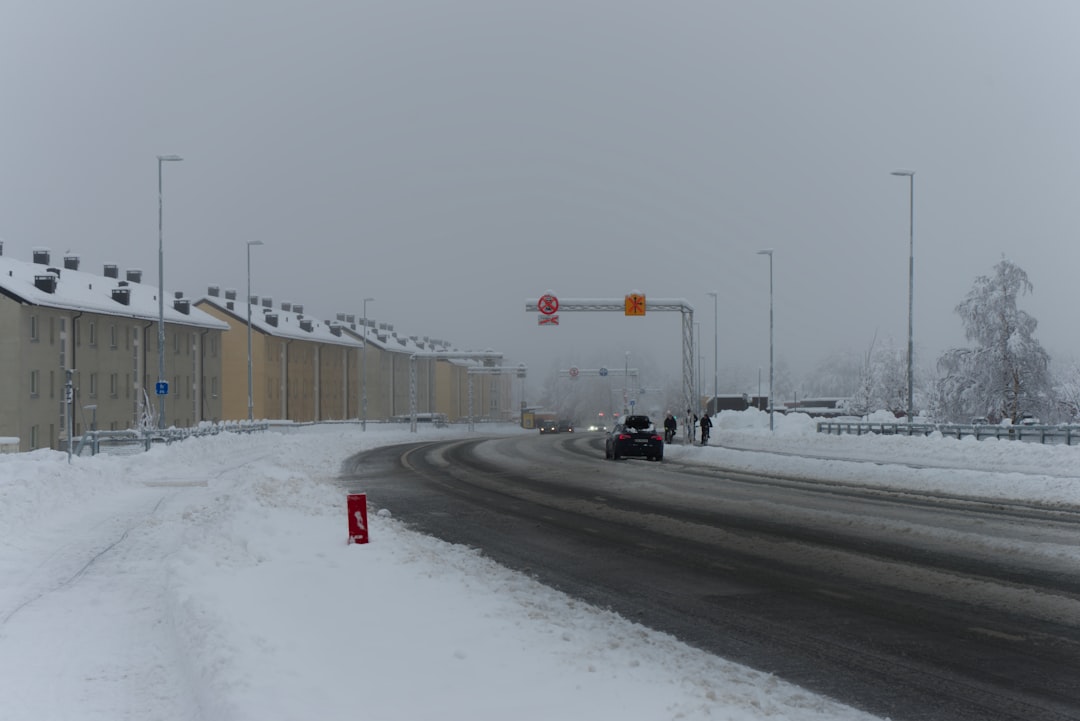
[348,493,369,544]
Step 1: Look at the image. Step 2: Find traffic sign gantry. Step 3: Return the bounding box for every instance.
[624,292,646,316]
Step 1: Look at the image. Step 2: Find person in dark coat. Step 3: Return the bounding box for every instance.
[663,412,677,443]
[700,412,713,445]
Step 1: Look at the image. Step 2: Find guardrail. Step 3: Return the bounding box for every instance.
[816,421,1080,445]
[75,421,270,456]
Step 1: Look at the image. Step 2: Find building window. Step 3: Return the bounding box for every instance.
[30,426,38,450]
[49,317,55,344]
[89,372,98,398]
[88,321,97,347]
[174,332,180,354]
[110,373,118,398]
[110,324,118,349]
[49,370,55,399]
[30,315,39,341]
[30,370,39,397]
[211,376,218,398]
[125,373,130,399]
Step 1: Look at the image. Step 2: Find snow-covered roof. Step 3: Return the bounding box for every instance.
[0,253,228,330]
[197,294,363,348]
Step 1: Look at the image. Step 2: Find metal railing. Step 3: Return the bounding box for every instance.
[817,421,1080,446]
[74,421,269,456]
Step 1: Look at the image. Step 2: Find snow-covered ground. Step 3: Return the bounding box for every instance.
[1,411,1078,721]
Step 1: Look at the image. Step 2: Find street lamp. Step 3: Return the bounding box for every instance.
[157,154,183,429]
[246,240,264,421]
[891,169,915,423]
[757,249,774,431]
[361,297,374,431]
[706,291,718,414]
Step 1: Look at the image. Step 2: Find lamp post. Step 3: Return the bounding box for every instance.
[891,169,915,423]
[156,154,183,429]
[361,297,374,430]
[246,240,264,421]
[757,249,774,431]
[706,291,718,414]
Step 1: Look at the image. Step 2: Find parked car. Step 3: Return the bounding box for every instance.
[971,417,990,426]
[538,419,558,434]
[1018,413,1040,426]
[605,414,664,461]
[557,419,575,433]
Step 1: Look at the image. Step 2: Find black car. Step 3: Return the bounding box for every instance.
[557,419,575,433]
[605,414,664,461]
[538,419,558,434]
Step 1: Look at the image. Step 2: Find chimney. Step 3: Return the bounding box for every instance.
[329,324,342,337]
[293,304,304,315]
[0,240,4,255]
[262,297,273,308]
[104,264,119,279]
[64,255,80,271]
[281,301,292,312]
[224,289,237,301]
[207,285,220,297]
[174,290,183,299]
[265,313,278,327]
[173,299,191,315]
[34,275,57,293]
[299,319,313,332]
[32,249,50,265]
[249,295,258,306]
[126,269,142,283]
[226,300,235,311]
[112,287,131,305]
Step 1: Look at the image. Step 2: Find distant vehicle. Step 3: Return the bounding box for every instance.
[1018,413,1040,426]
[586,422,607,432]
[538,419,558,434]
[971,417,990,425]
[557,420,575,433]
[605,414,663,462]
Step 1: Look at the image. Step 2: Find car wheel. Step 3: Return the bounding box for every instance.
[612,447,621,460]
[605,444,611,459]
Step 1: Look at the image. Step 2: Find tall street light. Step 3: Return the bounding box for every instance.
[361,297,374,431]
[246,240,264,421]
[891,169,915,423]
[157,154,183,429]
[706,291,718,414]
[757,249,774,431]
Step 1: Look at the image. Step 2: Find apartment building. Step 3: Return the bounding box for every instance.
[195,292,363,423]
[0,247,227,451]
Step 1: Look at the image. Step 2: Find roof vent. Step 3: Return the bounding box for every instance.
[126,269,142,283]
[281,301,292,312]
[249,295,258,306]
[34,275,57,293]
[336,312,346,321]
[293,304,304,315]
[104,264,119,278]
[329,324,342,337]
[265,313,278,327]
[32,249,50,265]
[112,287,131,305]
[64,256,80,271]
[174,290,183,299]
[262,297,273,308]
[207,285,220,297]
[46,266,61,277]
[224,289,237,301]
[173,299,191,315]
[226,300,235,311]
[299,319,313,332]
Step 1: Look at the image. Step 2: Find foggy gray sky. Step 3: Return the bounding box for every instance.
[3,1,1080,395]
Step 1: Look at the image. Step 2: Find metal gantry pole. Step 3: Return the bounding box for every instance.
[156,154,182,429]
[707,291,718,414]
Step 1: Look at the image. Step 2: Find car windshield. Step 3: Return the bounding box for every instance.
[624,415,653,431]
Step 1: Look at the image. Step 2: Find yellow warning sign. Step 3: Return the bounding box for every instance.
[624,293,646,316]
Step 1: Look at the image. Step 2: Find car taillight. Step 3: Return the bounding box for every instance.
[618,434,631,440]
[651,434,663,441]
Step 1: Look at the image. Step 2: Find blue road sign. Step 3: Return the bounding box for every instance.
[155,381,169,396]
[599,367,608,376]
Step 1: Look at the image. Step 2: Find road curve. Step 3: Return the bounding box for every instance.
[340,432,1080,721]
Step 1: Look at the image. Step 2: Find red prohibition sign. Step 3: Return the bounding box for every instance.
[538,293,559,316]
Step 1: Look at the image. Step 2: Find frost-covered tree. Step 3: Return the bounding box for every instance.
[842,333,909,418]
[934,258,1050,423]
